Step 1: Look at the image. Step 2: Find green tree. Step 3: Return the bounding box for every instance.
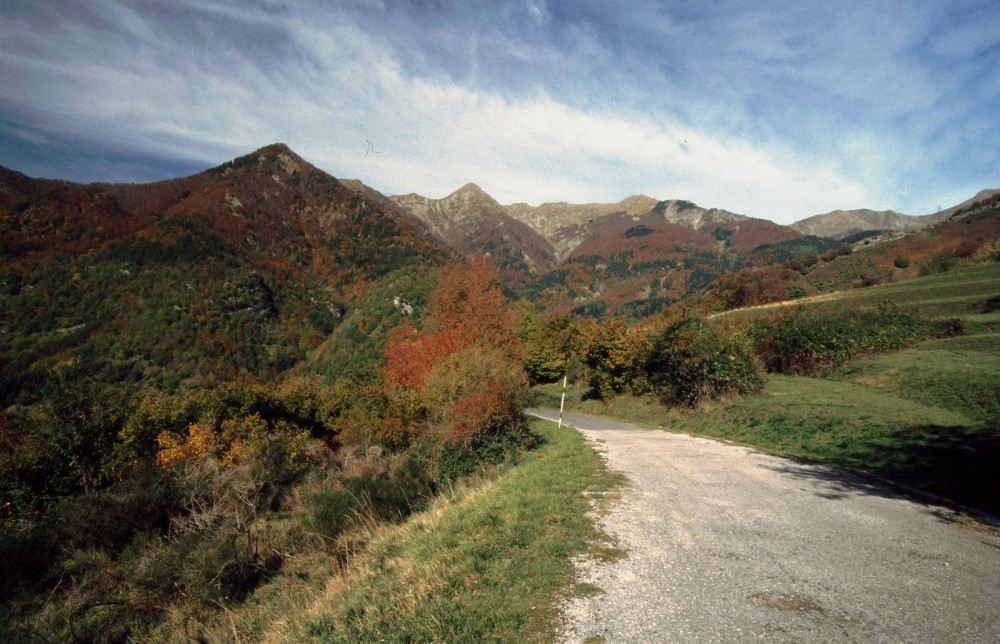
[40,372,134,493]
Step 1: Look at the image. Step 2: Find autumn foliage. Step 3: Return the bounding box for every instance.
[384,257,522,390]
[382,258,529,450]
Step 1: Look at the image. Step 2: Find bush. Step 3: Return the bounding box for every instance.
[972,240,1000,263]
[754,305,934,374]
[308,457,433,541]
[647,318,765,407]
[919,250,959,275]
[422,345,530,448]
[953,240,979,258]
[577,318,654,399]
[787,284,808,300]
[308,487,360,541]
[893,256,911,269]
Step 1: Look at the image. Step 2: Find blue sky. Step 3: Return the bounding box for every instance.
[1,0,997,224]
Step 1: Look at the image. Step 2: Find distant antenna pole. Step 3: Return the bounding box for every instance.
[559,373,567,428]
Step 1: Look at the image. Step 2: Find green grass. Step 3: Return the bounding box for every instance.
[211,418,624,642]
[837,334,1000,424]
[716,263,1000,323]
[552,338,1000,517]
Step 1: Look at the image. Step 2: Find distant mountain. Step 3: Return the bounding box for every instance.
[506,195,659,261]
[790,188,1000,240]
[390,184,805,317]
[505,196,799,259]
[796,195,1000,293]
[390,184,556,285]
[791,208,925,240]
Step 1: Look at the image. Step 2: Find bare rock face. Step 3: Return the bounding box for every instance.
[391,184,559,284]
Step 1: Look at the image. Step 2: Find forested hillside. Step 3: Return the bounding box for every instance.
[3,143,998,640]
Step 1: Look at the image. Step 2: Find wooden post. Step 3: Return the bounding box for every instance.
[559,374,567,428]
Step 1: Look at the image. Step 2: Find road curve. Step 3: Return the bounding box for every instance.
[527,408,1000,643]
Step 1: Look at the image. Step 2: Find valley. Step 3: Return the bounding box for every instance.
[1,144,998,641]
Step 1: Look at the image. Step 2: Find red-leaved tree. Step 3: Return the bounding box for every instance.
[384,257,522,390]
[382,258,528,450]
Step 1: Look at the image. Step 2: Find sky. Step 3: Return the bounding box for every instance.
[1,1,998,224]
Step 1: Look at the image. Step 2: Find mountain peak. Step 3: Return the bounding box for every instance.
[441,183,503,209]
[252,142,294,157]
[452,182,490,198]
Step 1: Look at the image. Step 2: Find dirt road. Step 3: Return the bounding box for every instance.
[527,409,1000,643]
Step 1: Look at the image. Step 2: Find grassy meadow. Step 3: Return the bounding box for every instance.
[713,262,1000,326]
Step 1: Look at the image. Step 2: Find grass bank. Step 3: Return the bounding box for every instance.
[540,330,1000,519]
[201,417,623,642]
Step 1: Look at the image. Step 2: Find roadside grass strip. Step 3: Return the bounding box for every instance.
[261,418,623,642]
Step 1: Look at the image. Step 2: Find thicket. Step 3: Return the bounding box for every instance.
[0,258,534,642]
[563,313,764,407]
[526,301,951,409]
[754,304,947,375]
[648,318,765,407]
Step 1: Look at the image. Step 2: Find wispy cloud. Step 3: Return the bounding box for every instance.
[0,0,997,223]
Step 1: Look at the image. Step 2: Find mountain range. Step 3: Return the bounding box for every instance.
[2,142,997,402]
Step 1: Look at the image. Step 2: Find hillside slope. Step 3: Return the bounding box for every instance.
[0,144,446,403]
[790,188,1000,240]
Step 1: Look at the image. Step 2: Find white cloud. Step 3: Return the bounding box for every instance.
[304,70,873,223]
[1,0,996,222]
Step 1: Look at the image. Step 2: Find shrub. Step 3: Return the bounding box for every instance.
[577,318,654,399]
[893,256,911,269]
[422,345,530,448]
[972,240,1000,263]
[754,305,934,374]
[308,487,359,541]
[919,250,958,275]
[307,456,432,542]
[953,240,979,258]
[787,284,808,300]
[647,318,765,407]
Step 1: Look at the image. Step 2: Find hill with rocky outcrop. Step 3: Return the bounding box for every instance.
[0,144,447,405]
[390,184,804,316]
[391,184,557,285]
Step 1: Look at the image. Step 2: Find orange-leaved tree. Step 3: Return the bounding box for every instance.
[382,257,528,451]
[384,257,522,390]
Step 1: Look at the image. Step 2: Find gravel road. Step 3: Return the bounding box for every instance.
[527,408,1000,643]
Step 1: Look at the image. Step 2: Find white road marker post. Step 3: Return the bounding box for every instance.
[559,374,567,428]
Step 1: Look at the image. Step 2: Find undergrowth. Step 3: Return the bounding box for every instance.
[200,418,623,642]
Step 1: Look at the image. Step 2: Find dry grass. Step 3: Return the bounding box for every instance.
[150,418,623,642]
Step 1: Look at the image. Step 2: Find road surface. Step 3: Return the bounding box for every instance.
[527,408,1000,643]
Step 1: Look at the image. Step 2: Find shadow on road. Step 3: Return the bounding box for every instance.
[761,423,1000,525]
